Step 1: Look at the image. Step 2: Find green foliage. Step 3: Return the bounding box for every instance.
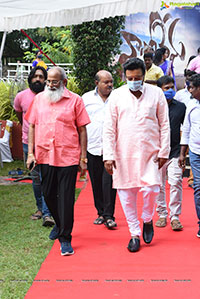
[0,82,18,121]
[23,50,36,62]
[2,27,74,62]
[115,79,126,89]
[1,31,25,60]
[71,16,125,94]
[66,76,81,95]
[24,27,74,64]
[0,80,28,121]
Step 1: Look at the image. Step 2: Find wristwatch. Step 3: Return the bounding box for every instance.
[80,157,88,163]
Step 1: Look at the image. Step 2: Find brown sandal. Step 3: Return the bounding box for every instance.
[171,220,183,231]
[30,210,42,220]
[155,217,167,227]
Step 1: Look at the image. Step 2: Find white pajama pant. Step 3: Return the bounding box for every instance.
[155,157,183,221]
[118,185,160,237]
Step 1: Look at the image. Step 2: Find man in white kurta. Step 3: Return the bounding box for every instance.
[103,58,170,252]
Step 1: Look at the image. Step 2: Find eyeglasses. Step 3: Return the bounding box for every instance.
[46,80,61,85]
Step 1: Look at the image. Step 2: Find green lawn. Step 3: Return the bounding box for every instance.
[0,161,81,299]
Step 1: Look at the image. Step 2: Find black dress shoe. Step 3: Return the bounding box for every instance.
[143,220,154,244]
[127,238,140,252]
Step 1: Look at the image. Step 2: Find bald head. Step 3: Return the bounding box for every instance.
[48,67,67,81]
[46,67,67,93]
[95,70,112,82]
[95,70,113,100]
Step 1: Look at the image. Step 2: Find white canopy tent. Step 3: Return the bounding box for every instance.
[0,0,198,75]
[0,0,186,32]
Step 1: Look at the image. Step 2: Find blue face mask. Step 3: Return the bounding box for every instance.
[164,88,176,100]
[37,54,43,59]
[127,80,143,92]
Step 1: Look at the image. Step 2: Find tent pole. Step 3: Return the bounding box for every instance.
[0,31,7,78]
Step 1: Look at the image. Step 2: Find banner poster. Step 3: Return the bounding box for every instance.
[119,3,200,81]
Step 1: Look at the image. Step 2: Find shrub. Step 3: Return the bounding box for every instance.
[0,81,18,121]
[0,79,28,121]
[66,76,81,95]
[71,16,125,95]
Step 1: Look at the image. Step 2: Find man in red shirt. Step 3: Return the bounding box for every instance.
[26,67,90,256]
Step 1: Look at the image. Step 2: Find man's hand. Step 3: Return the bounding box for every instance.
[178,154,186,170]
[26,153,36,170]
[178,145,188,170]
[104,160,116,175]
[154,157,168,169]
[79,160,87,177]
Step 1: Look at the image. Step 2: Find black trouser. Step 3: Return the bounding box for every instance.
[87,152,116,220]
[40,164,78,242]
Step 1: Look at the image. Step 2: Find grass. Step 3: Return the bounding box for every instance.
[0,160,81,299]
[0,160,26,176]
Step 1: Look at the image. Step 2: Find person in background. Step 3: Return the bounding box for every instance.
[179,73,200,238]
[32,51,48,70]
[138,45,154,61]
[154,47,176,88]
[156,75,186,230]
[175,69,196,106]
[159,48,173,76]
[82,70,117,229]
[144,52,164,85]
[103,58,170,252]
[15,60,25,80]
[26,67,90,256]
[143,45,154,54]
[175,69,196,189]
[187,56,196,68]
[188,47,200,74]
[14,66,55,227]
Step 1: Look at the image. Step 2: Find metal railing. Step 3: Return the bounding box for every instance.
[7,62,74,80]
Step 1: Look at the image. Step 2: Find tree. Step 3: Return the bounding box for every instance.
[0,27,74,64]
[0,31,25,61]
[23,27,74,64]
[71,16,125,94]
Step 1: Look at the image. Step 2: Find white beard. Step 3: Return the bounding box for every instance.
[45,84,64,103]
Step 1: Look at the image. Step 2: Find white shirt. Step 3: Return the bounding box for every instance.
[174,87,193,107]
[82,88,110,156]
[181,99,200,155]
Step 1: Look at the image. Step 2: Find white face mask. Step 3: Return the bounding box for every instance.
[127,80,143,91]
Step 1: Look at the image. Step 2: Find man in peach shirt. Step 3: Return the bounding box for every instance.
[26,67,90,256]
[103,58,170,252]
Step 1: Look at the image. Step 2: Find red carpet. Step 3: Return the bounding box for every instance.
[25,178,200,299]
